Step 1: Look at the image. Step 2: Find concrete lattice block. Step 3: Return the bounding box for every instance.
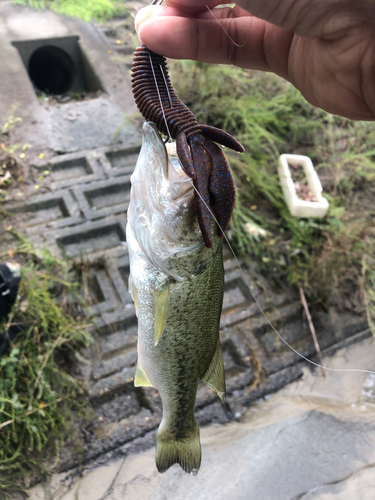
[4,190,82,233]
[89,366,136,406]
[99,325,138,359]
[74,175,131,220]
[95,392,142,425]
[113,255,133,304]
[83,266,122,316]
[92,348,137,381]
[32,151,103,190]
[95,307,137,332]
[100,144,140,177]
[55,216,127,258]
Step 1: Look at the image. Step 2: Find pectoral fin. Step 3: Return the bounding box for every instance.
[202,341,226,404]
[134,362,153,387]
[154,285,170,346]
[129,275,139,317]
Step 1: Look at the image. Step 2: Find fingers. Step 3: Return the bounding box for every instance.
[164,0,224,14]
[136,7,293,79]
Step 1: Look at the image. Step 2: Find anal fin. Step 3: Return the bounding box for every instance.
[134,362,153,387]
[202,341,226,404]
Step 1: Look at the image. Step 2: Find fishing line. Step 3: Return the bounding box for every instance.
[189,182,375,377]
[145,19,375,377]
[160,64,174,109]
[148,51,173,143]
[140,0,248,50]
[205,5,247,48]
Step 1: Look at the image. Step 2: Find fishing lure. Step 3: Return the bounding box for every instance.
[131,45,245,248]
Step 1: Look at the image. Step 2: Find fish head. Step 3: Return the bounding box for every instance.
[127,122,220,281]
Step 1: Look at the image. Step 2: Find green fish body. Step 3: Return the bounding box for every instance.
[126,122,225,474]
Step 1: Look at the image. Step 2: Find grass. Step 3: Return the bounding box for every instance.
[1,108,93,496]
[0,106,94,498]
[170,61,375,325]
[0,234,92,498]
[13,0,131,22]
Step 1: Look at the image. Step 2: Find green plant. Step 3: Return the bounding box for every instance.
[171,61,375,314]
[0,233,92,497]
[13,0,130,22]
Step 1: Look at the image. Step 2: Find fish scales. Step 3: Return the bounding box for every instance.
[126,122,226,474]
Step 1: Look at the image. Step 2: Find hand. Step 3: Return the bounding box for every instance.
[135,0,375,120]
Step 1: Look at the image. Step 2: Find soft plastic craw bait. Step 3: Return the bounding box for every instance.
[131,44,245,248]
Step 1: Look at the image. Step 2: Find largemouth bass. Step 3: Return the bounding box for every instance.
[126,122,225,474]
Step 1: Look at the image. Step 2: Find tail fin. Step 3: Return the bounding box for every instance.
[155,423,201,474]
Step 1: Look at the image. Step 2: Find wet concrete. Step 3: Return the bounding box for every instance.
[29,334,375,500]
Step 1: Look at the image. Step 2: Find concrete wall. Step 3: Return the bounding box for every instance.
[0,1,139,153]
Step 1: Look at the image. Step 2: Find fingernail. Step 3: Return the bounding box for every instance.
[135,5,164,33]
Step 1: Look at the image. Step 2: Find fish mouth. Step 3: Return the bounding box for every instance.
[142,122,194,202]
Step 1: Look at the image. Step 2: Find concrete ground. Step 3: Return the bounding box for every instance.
[29,334,375,500]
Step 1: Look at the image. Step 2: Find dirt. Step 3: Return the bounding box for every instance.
[288,162,317,202]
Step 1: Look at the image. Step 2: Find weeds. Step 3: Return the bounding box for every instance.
[171,61,375,318]
[0,105,24,202]
[13,0,130,22]
[0,233,92,498]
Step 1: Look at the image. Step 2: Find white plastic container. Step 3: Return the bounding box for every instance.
[278,154,329,218]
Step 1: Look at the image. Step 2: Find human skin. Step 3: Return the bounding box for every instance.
[135,0,375,120]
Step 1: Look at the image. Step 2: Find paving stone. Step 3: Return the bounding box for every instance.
[223,279,249,311]
[221,333,254,371]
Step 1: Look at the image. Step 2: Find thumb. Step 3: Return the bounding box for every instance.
[135,5,165,36]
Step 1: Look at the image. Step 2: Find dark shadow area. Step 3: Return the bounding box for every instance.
[29,45,75,94]
[12,35,104,97]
